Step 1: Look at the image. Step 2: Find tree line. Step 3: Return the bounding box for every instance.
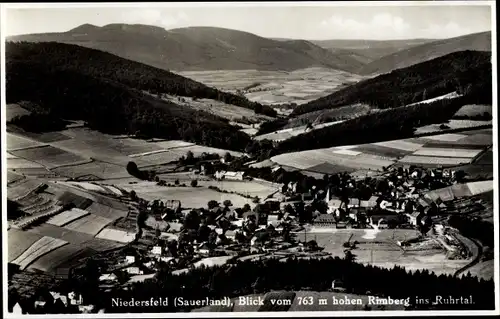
[80,257,494,313]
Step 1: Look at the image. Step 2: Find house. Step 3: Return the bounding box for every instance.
[267,215,280,227]
[197,243,211,255]
[151,246,162,255]
[313,214,336,226]
[125,256,135,264]
[407,211,424,226]
[327,198,343,214]
[225,230,236,241]
[215,171,245,181]
[124,267,143,275]
[359,196,379,209]
[421,216,432,226]
[165,200,181,213]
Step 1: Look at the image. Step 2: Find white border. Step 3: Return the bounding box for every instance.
[1,1,498,318]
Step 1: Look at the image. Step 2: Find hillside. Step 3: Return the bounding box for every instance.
[5,42,255,151]
[359,31,491,75]
[8,24,365,73]
[291,50,492,116]
[310,38,436,61]
[6,41,276,117]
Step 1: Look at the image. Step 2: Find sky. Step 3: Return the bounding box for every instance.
[4,3,493,40]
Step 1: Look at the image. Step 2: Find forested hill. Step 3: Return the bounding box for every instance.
[6,41,276,117]
[291,50,492,116]
[5,43,254,151]
[8,24,365,73]
[358,31,491,75]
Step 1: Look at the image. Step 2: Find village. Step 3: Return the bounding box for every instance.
[87,152,485,295]
[8,145,493,314]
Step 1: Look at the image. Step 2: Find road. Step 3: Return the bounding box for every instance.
[453,232,483,278]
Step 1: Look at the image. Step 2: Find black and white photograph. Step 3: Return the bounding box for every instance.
[1,1,498,316]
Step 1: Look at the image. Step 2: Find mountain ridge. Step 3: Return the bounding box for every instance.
[8,24,365,73]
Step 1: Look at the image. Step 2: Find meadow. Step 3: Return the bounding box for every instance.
[162,94,273,123]
[107,180,256,209]
[271,128,493,173]
[296,229,468,276]
[180,68,365,105]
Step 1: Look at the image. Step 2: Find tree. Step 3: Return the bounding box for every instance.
[130,190,138,201]
[126,161,139,176]
[186,151,194,163]
[183,210,201,230]
[174,179,180,186]
[167,240,178,258]
[190,179,198,187]
[242,203,251,213]
[223,200,233,208]
[197,224,211,242]
[207,200,219,209]
[344,250,356,263]
[224,152,233,163]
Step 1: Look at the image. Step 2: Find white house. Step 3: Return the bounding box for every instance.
[125,267,143,275]
[125,255,135,264]
[197,243,211,255]
[215,171,245,180]
[151,246,162,255]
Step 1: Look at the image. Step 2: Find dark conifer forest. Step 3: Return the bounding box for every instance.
[65,257,493,313]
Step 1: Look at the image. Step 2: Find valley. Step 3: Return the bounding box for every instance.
[4,14,495,315]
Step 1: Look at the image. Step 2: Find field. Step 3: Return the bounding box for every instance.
[281,104,374,131]
[7,178,47,201]
[12,236,69,270]
[7,229,44,262]
[180,68,365,105]
[197,180,281,199]
[7,133,45,151]
[255,120,344,142]
[453,104,492,117]
[84,202,128,220]
[28,244,95,273]
[27,244,95,273]
[296,229,468,276]
[161,94,273,123]
[414,120,492,135]
[95,228,137,243]
[63,214,114,236]
[107,180,256,209]
[7,158,45,169]
[7,171,25,185]
[10,145,90,169]
[52,160,129,180]
[271,128,493,172]
[46,208,91,227]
